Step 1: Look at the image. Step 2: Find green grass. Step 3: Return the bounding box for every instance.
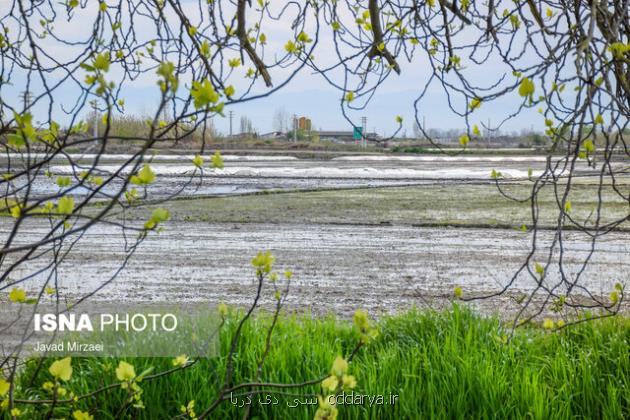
[390,145,443,154]
[10,307,630,419]
[137,182,629,229]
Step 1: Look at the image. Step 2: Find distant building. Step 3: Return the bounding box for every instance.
[313,130,381,143]
[259,131,285,139]
[227,132,257,140]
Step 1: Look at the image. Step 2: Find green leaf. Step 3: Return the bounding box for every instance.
[125,188,138,203]
[56,176,72,188]
[136,366,155,382]
[583,139,595,153]
[211,151,224,169]
[10,112,36,148]
[57,196,75,215]
[8,133,25,148]
[10,205,21,218]
[284,40,297,54]
[49,357,73,381]
[594,114,604,125]
[0,378,9,397]
[518,77,535,97]
[93,53,110,72]
[469,98,481,111]
[9,288,27,303]
[130,165,156,185]
[610,291,619,304]
[200,40,210,57]
[297,31,312,43]
[608,42,630,59]
[190,79,219,109]
[156,61,178,93]
[192,154,204,168]
[115,361,136,382]
[145,208,170,229]
[251,250,275,274]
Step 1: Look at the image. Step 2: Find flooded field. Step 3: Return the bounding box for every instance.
[2,220,628,317]
[1,153,628,317]
[8,152,621,199]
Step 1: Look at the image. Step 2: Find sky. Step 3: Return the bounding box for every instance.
[210,72,541,137]
[1,0,545,137]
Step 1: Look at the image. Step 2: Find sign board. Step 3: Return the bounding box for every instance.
[353,126,363,140]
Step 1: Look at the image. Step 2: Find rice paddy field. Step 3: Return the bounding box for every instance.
[2,153,629,315]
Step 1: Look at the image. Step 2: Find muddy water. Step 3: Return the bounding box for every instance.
[3,221,628,317]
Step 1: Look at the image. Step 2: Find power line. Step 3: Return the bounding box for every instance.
[19,91,33,110]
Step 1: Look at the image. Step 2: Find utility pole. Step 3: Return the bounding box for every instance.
[423,115,426,140]
[89,100,98,138]
[20,90,33,110]
[229,110,234,137]
[293,114,297,142]
[361,116,367,148]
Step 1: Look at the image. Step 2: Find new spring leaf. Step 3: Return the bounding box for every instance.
[191,79,219,109]
[130,164,156,185]
[9,288,27,303]
[49,357,73,381]
[145,208,170,229]
[192,154,204,168]
[518,77,535,98]
[115,361,136,381]
[0,378,9,397]
[211,151,224,169]
[57,196,75,215]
